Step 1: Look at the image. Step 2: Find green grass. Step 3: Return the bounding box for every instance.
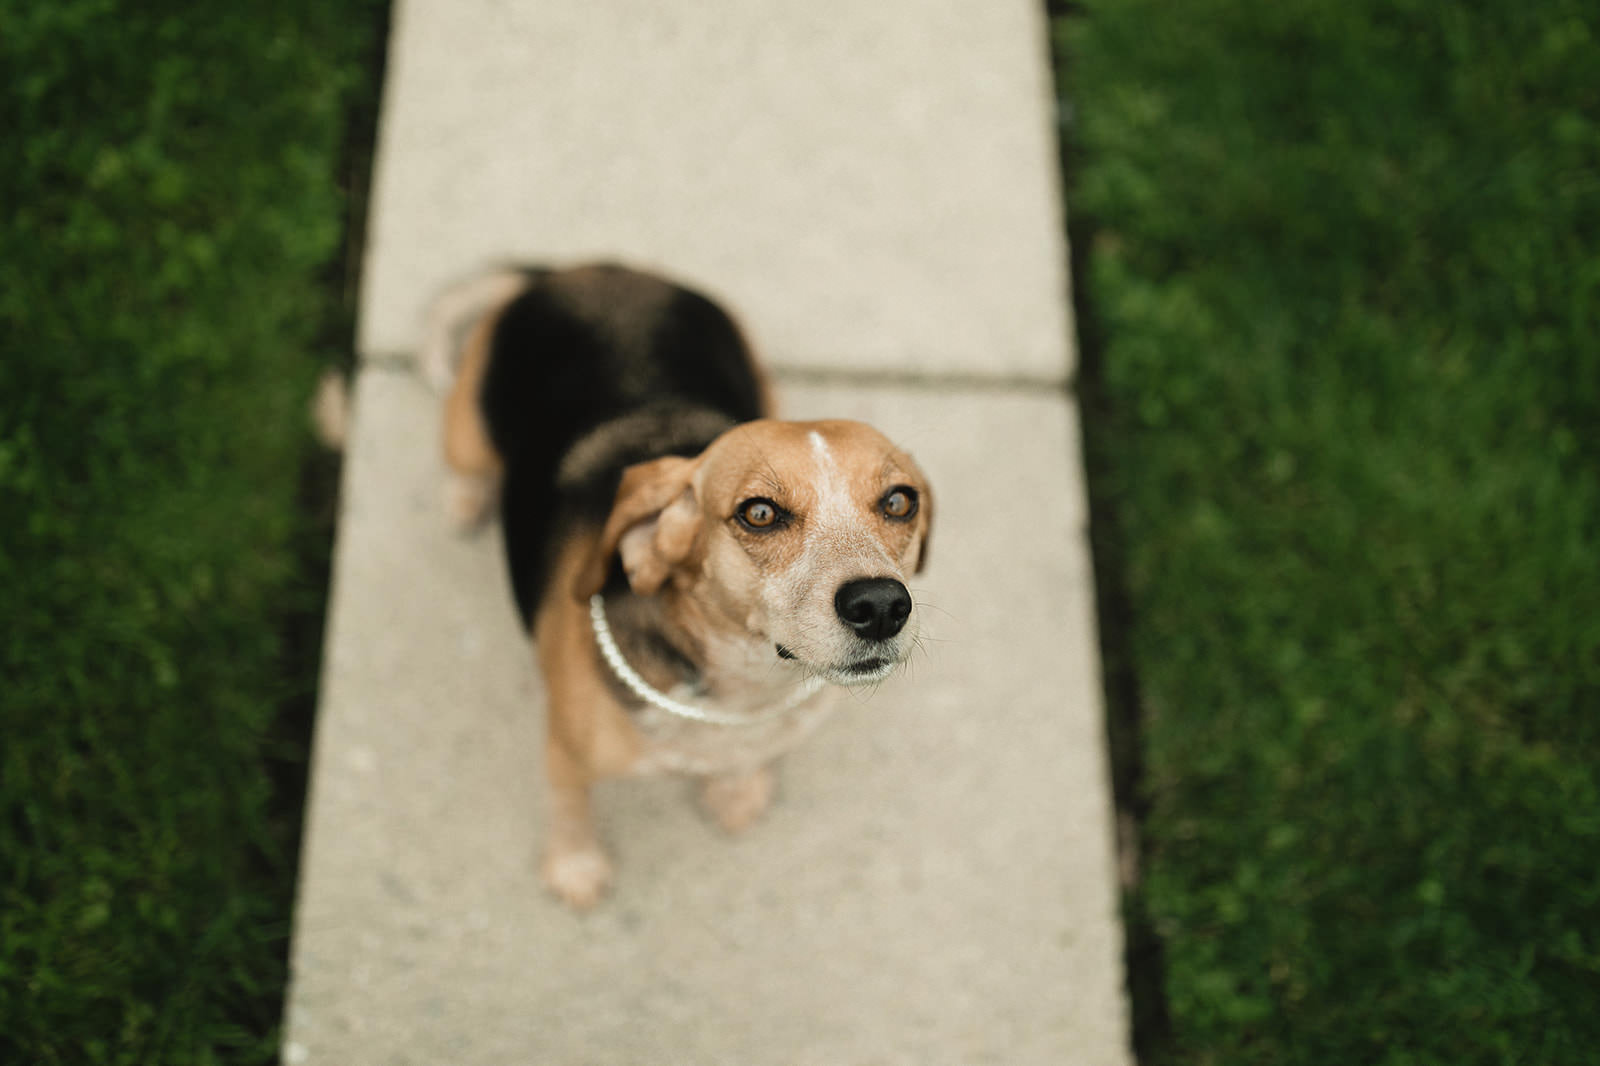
[1058,1,1600,1061]
[0,1,384,1060]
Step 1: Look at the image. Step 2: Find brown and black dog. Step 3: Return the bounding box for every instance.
[425,263,933,907]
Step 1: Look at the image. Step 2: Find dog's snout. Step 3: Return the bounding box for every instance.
[834,578,912,642]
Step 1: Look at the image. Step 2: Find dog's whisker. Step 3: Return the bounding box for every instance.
[910,597,956,623]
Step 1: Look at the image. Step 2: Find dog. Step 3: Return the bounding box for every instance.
[425,263,933,908]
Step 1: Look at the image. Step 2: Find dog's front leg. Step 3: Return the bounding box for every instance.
[700,763,777,834]
[540,739,613,909]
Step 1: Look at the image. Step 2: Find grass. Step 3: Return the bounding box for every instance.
[0,1,384,1060]
[1056,0,1600,1061]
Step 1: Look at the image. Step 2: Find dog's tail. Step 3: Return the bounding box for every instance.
[417,266,534,393]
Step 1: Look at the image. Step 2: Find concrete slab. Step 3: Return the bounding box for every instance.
[358,0,1074,381]
[283,368,1128,1065]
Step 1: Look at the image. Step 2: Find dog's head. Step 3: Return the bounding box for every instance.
[575,419,933,686]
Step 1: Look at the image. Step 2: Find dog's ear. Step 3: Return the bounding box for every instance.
[574,455,702,599]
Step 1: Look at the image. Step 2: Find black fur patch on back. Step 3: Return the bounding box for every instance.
[481,265,765,627]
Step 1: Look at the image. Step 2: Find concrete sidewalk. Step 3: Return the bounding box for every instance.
[285,1,1129,1062]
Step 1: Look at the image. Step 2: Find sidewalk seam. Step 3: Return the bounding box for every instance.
[357,352,1075,398]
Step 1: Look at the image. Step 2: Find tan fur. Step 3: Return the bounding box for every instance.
[443,312,502,477]
[436,276,931,910]
[575,456,699,598]
[420,267,529,392]
[441,302,510,529]
[532,536,645,906]
[529,419,930,906]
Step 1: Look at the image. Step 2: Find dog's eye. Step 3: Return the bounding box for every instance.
[736,497,782,530]
[881,487,918,521]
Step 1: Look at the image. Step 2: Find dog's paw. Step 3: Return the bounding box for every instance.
[701,766,776,835]
[541,844,614,909]
[444,471,498,533]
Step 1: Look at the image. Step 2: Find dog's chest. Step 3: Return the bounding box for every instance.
[626,691,840,776]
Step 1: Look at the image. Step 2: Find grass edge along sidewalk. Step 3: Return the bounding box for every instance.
[0,2,386,1062]
[1056,1,1600,1062]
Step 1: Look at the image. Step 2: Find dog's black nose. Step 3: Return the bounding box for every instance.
[834,578,912,642]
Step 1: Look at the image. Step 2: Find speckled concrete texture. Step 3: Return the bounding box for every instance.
[284,371,1127,1064]
[357,0,1074,380]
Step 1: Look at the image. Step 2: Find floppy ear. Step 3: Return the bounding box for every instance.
[573,455,702,599]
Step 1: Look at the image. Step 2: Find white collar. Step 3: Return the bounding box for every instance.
[588,595,824,726]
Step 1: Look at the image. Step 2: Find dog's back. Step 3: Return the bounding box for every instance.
[436,264,768,625]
